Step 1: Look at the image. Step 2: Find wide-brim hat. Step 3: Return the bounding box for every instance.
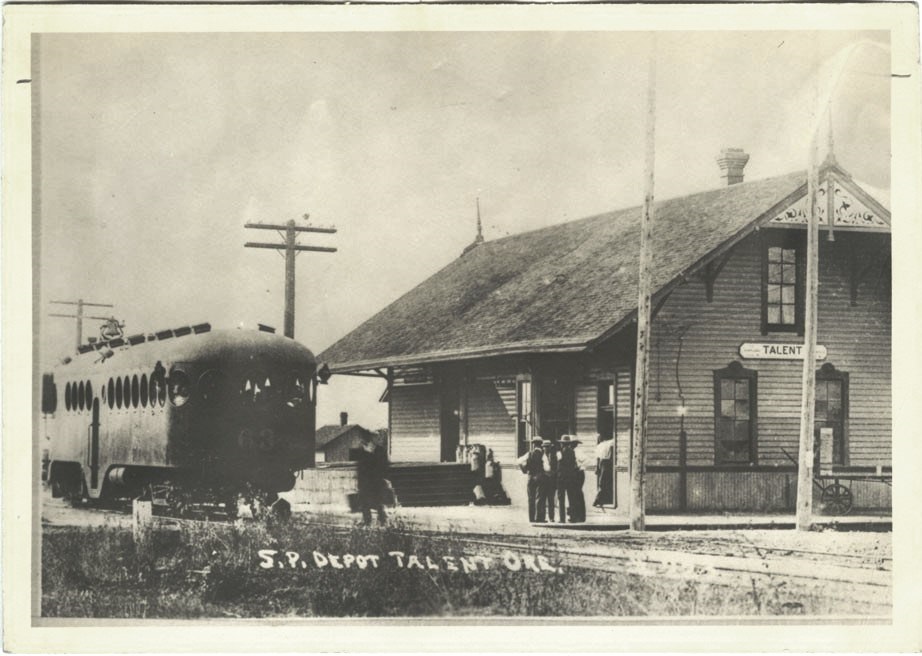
[541,439,555,447]
[560,434,581,446]
[531,437,544,445]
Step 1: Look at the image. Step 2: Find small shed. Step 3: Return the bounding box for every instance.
[316,414,378,463]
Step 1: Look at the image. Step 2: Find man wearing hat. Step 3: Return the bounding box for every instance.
[541,438,559,522]
[557,435,586,523]
[517,437,547,522]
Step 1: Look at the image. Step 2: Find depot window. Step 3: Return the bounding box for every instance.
[713,361,758,465]
[762,231,804,334]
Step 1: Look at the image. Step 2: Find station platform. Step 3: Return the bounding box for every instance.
[291,501,891,535]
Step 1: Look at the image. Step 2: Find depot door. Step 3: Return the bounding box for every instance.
[440,379,461,462]
[538,376,572,442]
[89,399,101,489]
[814,376,847,466]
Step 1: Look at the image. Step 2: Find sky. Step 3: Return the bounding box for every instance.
[36,30,890,429]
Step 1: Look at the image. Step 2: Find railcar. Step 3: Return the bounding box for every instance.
[42,323,318,515]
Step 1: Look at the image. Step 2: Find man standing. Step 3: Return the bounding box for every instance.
[557,435,586,523]
[542,439,559,522]
[518,437,546,523]
[356,432,389,526]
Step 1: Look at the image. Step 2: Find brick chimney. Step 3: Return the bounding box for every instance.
[340,411,348,426]
[716,148,750,186]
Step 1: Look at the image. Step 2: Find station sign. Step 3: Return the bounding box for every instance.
[739,342,827,360]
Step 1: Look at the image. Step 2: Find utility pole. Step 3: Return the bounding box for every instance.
[49,299,115,351]
[244,215,337,339]
[629,40,657,532]
[795,116,822,532]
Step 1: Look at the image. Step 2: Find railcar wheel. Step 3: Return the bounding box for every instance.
[225,494,239,520]
[821,483,853,516]
[165,488,193,518]
[66,480,88,508]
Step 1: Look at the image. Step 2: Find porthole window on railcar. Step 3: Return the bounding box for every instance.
[131,375,140,408]
[199,370,226,404]
[85,381,93,409]
[78,381,85,411]
[108,379,115,409]
[149,374,162,407]
[168,369,191,406]
[115,377,123,409]
[64,382,70,411]
[283,371,308,407]
[140,374,148,408]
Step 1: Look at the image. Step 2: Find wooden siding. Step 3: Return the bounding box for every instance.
[390,384,440,462]
[574,384,596,437]
[467,379,517,465]
[614,369,632,469]
[646,470,889,511]
[648,231,890,469]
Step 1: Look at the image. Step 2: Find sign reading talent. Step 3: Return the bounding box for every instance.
[739,343,827,360]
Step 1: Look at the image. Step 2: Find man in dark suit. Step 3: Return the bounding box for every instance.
[356,432,389,525]
[542,439,559,522]
[557,435,586,523]
[518,437,546,523]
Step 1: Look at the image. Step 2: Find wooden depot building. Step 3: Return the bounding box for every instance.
[320,149,891,513]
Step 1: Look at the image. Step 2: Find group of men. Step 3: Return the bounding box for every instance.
[518,435,586,524]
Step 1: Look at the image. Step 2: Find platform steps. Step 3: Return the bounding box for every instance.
[387,463,474,507]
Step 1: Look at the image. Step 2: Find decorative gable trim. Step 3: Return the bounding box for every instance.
[767,173,889,232]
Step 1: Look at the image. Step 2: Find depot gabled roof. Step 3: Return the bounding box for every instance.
[320,164,889,373]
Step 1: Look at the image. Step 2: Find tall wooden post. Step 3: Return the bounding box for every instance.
[629,42,657,532]
[795,127,821,531]
[284,220,297,339]
[245,216,337,339]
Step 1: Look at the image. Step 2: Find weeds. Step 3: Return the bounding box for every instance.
[41,519,863,618]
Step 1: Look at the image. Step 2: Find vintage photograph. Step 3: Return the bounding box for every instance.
[4,3,921,649]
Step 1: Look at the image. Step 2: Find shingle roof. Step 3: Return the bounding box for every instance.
[320,171,809,372]
[316,424,362,449]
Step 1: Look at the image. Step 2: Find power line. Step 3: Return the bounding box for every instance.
[49,299,115,351]
[244,215,337,339]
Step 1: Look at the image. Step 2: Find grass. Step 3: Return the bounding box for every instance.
[41,518,866,618]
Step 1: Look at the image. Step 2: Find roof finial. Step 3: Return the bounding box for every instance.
[475,197,484,244]
[461,197,486,256]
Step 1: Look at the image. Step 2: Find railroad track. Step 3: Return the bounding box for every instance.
[42,499,891,613]
[302,516,891,613]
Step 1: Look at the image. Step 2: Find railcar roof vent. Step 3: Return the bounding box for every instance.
[155,329,174,341]
[146,333,157,342]
[174,326,192,337]
[108,337,126,348]
[257,323,276,334]
[127,334,146,345]
[192,322,211,334]
[77,344,95,354]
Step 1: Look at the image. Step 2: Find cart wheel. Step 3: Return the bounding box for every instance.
[821,483,853,515]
